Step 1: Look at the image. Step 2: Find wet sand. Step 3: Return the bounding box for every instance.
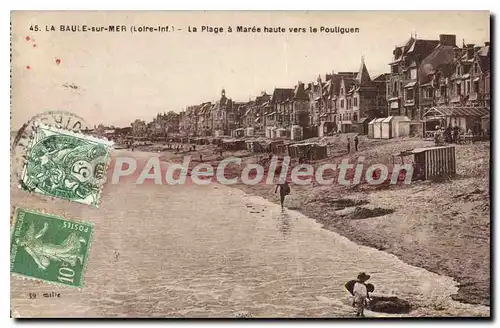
[230,140,490,307]
[149,137,490,307]
[10,150,489,318]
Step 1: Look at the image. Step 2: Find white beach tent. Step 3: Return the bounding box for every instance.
[368,118,385,139]
[381,116,411,139]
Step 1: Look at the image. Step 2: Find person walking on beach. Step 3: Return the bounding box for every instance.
[347,137,351,154]
[274,180,290,209]
[354,135,359,152]
[352,272,371,317]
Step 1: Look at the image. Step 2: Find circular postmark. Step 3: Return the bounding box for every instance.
[11,110,91,186]
[12,110,90,153]
[22,132,109,201]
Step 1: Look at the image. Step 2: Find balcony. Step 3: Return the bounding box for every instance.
[405,99,415,106]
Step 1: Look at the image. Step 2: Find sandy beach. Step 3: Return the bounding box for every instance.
[10,147,490,318]
[150,135,490,307]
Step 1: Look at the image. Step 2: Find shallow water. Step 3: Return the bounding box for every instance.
[10,152,490,318]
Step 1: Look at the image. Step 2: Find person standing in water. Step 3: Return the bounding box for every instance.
[274,180,290,209]
[353,272,371,317]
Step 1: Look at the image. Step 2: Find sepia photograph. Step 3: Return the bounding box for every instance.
[9,10,491,318]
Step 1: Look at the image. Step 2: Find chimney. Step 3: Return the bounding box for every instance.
[439,34,456,46]
[466,44,474,59]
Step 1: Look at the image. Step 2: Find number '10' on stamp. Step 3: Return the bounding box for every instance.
[10,208,94,288]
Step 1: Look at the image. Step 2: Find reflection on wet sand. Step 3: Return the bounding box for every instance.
[275,209,292,238]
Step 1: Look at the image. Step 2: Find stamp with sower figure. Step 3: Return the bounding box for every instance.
[10,208,94,288]
[19,123,113,207]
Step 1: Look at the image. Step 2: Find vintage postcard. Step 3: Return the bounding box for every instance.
[10,11,490,318]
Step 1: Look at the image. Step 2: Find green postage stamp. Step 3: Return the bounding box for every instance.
[10,208,94,288]
[20,123,113,207]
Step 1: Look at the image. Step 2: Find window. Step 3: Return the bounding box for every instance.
[440,86,447,98]
[348,113,352,120]
[425,88,434,99]
[347,99,351,109]
[474,63,479,74]
[406,88,414,101]
[456,83,461,96]
[340,88,344,95]
[474,81,479,93]
[410,68,417,80]
[465,81,470,95]
[340,99,344,108]
[393,82,397,92]
[391,65,398,74]
[354,97,358,107]
[353,113,358,121]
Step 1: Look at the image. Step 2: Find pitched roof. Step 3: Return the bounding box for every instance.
[476,45,490,72]
[425,106,489,117]
[372,73,390,82]
[408,39,440,56]
[293,83,309,100]
[271,88,294,103]
[394,37,440,62]
[418,44,456,83]
[341,77,356,90]
[355,59,372,85]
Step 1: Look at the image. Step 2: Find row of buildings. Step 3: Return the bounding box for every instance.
[130,111,181,138]
[132,33,490,140]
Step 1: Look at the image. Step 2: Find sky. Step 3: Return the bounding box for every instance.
[11,11,490,129]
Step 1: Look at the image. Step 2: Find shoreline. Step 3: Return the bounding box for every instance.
[134,136,490,307]
[230,180,489,307]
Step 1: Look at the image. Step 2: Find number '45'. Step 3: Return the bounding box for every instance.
[29,25,39,32]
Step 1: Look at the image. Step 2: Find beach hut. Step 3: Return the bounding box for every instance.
[381,116,410,139]
[222,138,246,151]
[309,144,328,160]
[268,140,285,154]
[276,142,292,156]
[369,118,385,139]
[368,119,375,138]
[290,125,302,141]
[287,143,327,161]
[393,145,456,181]
[353,117,370,135]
